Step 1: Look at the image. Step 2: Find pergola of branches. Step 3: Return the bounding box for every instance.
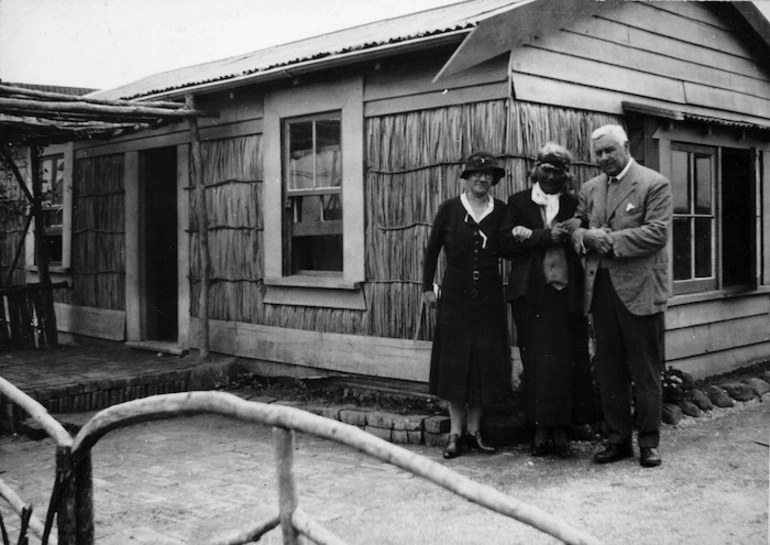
[0,83,214,357]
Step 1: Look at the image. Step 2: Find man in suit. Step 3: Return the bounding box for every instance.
[571,124,672,468]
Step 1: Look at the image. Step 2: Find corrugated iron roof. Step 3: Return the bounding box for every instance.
[89,0,523,101]
[684,113,770,132]
[7,82,97,96]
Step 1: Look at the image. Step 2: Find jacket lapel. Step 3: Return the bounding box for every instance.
[596,176,609,226]
[607,164,639,221]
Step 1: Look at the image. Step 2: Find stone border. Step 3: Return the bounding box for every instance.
[662,370,770,425]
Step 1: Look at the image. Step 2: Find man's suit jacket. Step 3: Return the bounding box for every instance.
[573,160,673,316]
[502,188,583,314]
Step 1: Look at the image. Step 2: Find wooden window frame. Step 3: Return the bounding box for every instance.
[262,77,365,309]
[671,142,718,295]
[282,113,344,275]
[25,144,73,274]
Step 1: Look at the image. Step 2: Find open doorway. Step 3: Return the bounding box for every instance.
[721,147,756,289]
[139,147,178,341]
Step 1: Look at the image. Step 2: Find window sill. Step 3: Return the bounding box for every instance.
[264,275,362,290]
[26,265,71,275]
[263,276,366,310]
[669,285,770,307]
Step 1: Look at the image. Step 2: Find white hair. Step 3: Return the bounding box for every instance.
[591,124,628,145]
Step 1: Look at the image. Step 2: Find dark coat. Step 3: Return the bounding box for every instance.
[501,188,595,426]
[502,189,584,314]
[422,196,511,406]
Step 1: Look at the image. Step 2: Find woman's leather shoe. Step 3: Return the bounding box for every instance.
[443,434,461,459]
[467,431,496,454]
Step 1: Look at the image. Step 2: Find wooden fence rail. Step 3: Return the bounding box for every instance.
[0,383,603,545]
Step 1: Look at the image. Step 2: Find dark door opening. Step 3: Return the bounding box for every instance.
[721,147,756,289]
[140,147,178,340]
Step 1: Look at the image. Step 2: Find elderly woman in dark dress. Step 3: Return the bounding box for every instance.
[422,151,512,459]
[503,142,595,457]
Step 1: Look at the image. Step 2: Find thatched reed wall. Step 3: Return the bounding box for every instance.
[364,100,623,340]
[70,154,125,309]
[187,100,624,341]
[189,135,264,321]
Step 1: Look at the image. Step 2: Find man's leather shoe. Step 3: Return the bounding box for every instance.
[443,434,462,459]
[593,443,633,464]
[639,447,662,467]
[467,431,496,454]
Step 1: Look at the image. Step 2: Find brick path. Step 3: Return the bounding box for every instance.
[1,399,769,545]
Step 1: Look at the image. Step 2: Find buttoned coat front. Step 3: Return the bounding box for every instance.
[574,161,673,316]
[422,196,512,406]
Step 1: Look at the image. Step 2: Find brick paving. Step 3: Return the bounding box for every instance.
[0,342,231,427]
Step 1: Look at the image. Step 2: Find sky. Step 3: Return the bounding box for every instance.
[0,0,461,90]
[1,0,770,92]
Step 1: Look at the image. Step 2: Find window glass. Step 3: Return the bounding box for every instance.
[694,154,712,214]
[671,144,716,290]
[673,217,691,281]
[38,155,64,264]
[672,150,689,214]
[284,114,343,273]
[693,217,712,279]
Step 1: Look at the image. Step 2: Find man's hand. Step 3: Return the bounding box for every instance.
[511,225,533,242]
[422,290,437,310]
[583,227,614,255]
[558,217,581,234]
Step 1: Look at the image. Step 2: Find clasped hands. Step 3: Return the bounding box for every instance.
[511,217,581,244]
[581,226,614,256]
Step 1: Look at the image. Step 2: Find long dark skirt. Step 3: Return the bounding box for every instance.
[511,285,595,427]
[429,292,512,407]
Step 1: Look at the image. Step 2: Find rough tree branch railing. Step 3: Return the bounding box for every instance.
[0,379,603,545]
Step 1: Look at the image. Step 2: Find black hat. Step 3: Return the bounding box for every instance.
[536,147,571,173]
[460,152,505,185]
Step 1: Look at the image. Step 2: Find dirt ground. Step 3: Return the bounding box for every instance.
[1,362,768,545]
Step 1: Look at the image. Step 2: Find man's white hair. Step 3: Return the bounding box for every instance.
[591,124,628,144]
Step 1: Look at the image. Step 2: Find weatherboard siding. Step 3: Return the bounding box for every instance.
[510,1,770,122]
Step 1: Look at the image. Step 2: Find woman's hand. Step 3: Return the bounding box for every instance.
[511,225,533,242]
[422,290,438,310]
[550,224,569,243]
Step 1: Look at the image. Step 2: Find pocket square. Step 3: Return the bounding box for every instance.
[626,202,636,211]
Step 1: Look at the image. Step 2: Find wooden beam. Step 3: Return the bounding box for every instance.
[187,95,210,360]
[0,96,205,119]
[0,113,148,132]
[0,83,185,109]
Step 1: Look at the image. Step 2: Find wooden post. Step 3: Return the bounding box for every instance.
[75,452,95,545]
[56,446,77,545]
[186,96,210,361]
[274,426,299,545]
[29,146,58,347]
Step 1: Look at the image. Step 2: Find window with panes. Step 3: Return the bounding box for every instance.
[38,155,65,264]
[283,113,343,274]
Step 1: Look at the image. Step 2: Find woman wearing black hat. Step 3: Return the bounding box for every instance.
[422,151,513,459]
[502,142,595,457]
